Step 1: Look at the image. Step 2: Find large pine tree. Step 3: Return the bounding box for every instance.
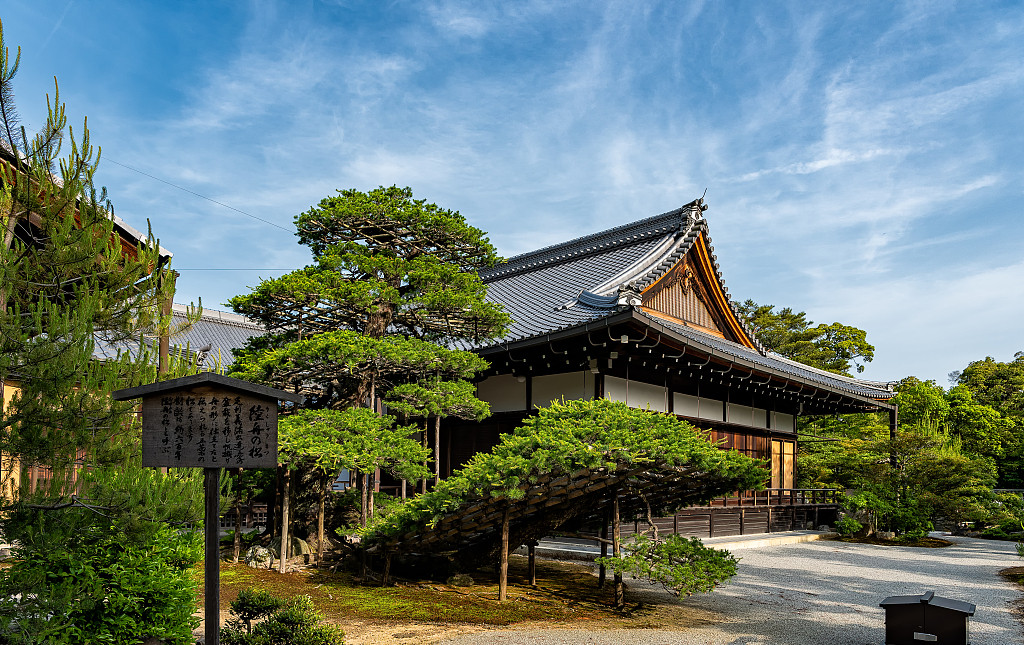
[229,185,509,410]
[0,20,176,478]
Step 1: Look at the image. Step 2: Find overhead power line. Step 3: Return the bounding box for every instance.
[105,158,292,233]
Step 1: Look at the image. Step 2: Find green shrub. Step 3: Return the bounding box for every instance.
[835,516,862,537]
[595,534,738,597]
[0,523,202,644]
[221,590,344,645]
[0,467,205,644]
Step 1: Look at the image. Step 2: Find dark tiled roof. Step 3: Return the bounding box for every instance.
[475,199,892,400]
[92,305,263,370]
[474,199,740,344]
[169,305,263,368]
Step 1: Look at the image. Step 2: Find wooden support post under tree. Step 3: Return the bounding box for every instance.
[598,510,609,588]
[382,550,392,587]
[279,466,290,574]
[499,504,510,602]
[613,490,623,609]
[527,541,537,586]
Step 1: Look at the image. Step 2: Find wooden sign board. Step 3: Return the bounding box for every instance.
[113,372,302,469]
[140,386,277,468]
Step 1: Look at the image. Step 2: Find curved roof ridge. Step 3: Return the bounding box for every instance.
[480,200,701,282]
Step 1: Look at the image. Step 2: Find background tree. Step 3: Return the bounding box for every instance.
[951,352,1024,486]
[0,22,206,642]
[736,300,874,375]
[799,378,1001,535]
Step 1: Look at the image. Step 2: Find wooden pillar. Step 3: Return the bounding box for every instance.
[499,504,510,601]
[598,510,609,588]
[527,541,537,586]
[204,467,221,645]
[613,491,623,609]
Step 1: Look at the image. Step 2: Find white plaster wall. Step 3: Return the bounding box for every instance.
[773,411,795,432]
[533,371,594,408]
[476,374,526,412]
[727,403,754,426]
[604,376,667,412]
[674,393,699,418]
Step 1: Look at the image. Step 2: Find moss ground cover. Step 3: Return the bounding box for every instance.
[198,555,672,626]
[822,535,953,548]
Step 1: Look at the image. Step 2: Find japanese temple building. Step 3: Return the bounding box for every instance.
[442,197,896,536]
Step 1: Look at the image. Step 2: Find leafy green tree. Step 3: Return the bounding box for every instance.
[951,354,1024,486]
[736,300,874,375]
[279,408,429,556]
[229,185,509,409]
[799,380,999,535]
[952,352,1024,417]
[945,385,1015,459]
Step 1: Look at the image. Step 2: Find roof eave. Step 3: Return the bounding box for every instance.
[477,308,894,410]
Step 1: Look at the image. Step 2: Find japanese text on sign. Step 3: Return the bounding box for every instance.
[140,386,278,468]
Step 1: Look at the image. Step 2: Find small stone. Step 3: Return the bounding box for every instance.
[447,574,474,587]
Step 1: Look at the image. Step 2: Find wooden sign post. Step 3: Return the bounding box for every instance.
[114,373,302,645]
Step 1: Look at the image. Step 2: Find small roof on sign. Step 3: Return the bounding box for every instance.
[112,372,303,403]
[879,591,975,616]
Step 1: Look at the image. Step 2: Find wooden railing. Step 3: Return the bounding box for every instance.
[704,488,842,508]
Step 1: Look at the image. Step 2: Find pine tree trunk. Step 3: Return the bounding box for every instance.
[360,472,369,528]
[613,491,623,609]
[434,415,441,485]
[233,497,242,563]
[318,475,328,561]
[421,419,429,494]
[368,470,376,520]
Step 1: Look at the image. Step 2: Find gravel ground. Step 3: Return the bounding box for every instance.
[436,534,1023,645]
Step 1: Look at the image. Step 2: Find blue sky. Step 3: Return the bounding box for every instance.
[3,1,1022,386]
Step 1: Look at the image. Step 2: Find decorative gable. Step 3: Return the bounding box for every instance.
[639,232,757,349]
[640,257,723,337]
